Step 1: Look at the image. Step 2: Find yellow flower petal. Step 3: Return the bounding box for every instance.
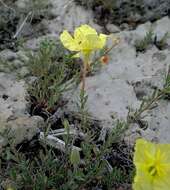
[133,175,152,190]
[158,144,170,162]
[74,25,98,52]
[60,30,80,51]
[154,178,170,190]
[133,139,170,190]
[81,34,101,52]
[134,139,156,164]
[74,24,97,39]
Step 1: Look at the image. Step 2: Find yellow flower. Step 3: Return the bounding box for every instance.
[60,24,107,57]
[133,139,170,190]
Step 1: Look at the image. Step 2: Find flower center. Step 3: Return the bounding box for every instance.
[148,165,157,176]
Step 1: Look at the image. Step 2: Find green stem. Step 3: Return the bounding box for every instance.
[81,61,87,91]
[130,91,164,122]
[81,55,89,91]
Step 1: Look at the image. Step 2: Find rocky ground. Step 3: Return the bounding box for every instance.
[76,0,170,29]
[1,0,170,146]
[1,0,170,189]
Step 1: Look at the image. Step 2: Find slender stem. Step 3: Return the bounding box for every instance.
[81,56,89,91]
[130,91,164,122]
[93,39,120,65]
